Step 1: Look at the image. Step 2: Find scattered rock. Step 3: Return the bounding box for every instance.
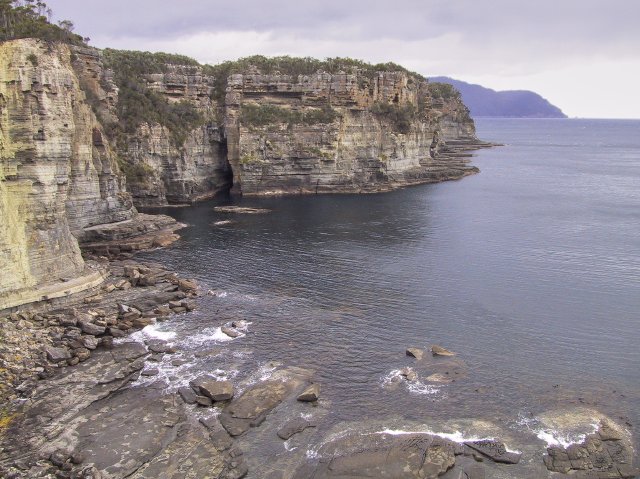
[431,345,456,356]
[406,348,424,360]
[297,383,320,402]
[399,367,417,382]
[277,418,315,440]
[79,322,106,336]
[45,346,71,362]
[141,368,159,376]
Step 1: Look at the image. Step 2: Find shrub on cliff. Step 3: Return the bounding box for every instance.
[428,82,460,100]
[101,49,204,148]
[371,102,417,134]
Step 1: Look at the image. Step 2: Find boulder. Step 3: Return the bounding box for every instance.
[45,346,71,362]
[297,383,320,402]
[80,335,99,350]
[431,345,455,356]
[198,379,234,402]
[399,367,417,382]
[79,322,106,336]
[74,348,91,362]
[406,348,424,360]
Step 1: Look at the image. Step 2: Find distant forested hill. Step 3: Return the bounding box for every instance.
[430,76,567,118]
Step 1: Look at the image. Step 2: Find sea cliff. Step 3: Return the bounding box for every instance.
[0,39,182,312]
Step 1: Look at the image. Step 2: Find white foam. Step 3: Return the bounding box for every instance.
[122,324,176,345]
[534,423,598,448]
[378,428,491,444]
[207,290,228,298]
[284,440,297,451]
[516,413,599,448]
[381,369,441,396]
[141,324,176,341]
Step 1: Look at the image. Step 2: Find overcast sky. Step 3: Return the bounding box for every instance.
[51,0,640,118]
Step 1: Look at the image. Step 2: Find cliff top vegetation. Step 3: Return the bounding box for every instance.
[0,0,85,45]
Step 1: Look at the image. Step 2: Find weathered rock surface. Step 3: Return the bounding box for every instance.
[219,373,307,437]
[464,440,521,464]
[543,421,638,478]
[295,433,458,478]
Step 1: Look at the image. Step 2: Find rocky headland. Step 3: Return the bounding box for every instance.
[1,35,636,479]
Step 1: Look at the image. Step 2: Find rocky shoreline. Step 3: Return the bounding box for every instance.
[1,248,637,478]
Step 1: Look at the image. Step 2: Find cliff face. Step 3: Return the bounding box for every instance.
[0,39,137,309]
[75,54,231,207]
[0,40,186,312]
[224,70,480,195]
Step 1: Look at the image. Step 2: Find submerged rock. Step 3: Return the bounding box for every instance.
[214,206,271,214]
[277,418,315,440]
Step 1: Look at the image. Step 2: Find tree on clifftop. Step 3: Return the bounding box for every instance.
[0,0,85,45]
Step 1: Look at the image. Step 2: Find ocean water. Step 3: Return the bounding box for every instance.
[139,119,640,453]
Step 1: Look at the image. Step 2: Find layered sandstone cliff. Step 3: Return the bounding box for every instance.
[74,51,231,206]
[0,40,180,311]
[225,70,480,195]
[86,52,483,204]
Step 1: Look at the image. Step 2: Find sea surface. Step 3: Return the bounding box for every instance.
[138,118,640,456]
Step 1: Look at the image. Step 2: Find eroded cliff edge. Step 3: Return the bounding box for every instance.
[0,39,181,312]
[225,69,481,195]
[81,50,486,203]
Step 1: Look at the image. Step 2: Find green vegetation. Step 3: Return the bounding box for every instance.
[240,104,339,127]
[117,157,154,184]
[0,0,86,45]
[101,49,204,148]
[371,102,417,134]
[427,82,460,100]
[102,49,200,75]
[26,51,37,65]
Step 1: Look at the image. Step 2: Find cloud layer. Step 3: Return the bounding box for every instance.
[52,0,640,118]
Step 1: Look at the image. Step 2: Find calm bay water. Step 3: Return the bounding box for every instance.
[140,119,640,450]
